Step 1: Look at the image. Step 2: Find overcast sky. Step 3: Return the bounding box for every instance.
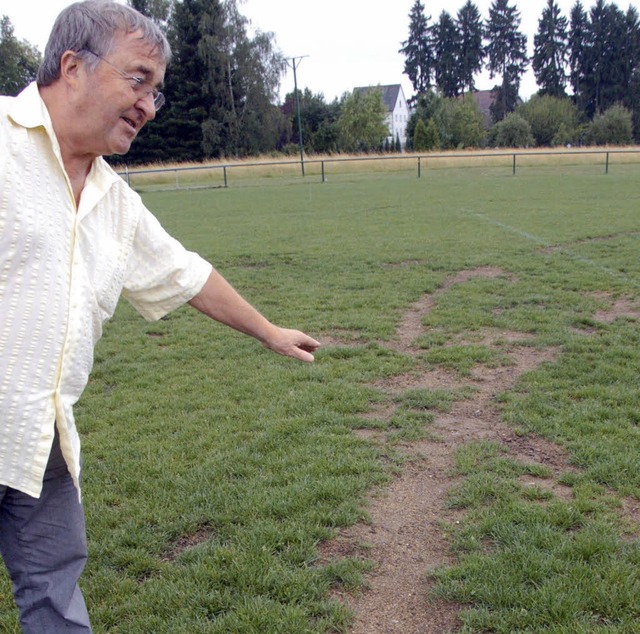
[3,0,640,101]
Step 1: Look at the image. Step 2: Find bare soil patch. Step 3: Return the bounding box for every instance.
[593,296,640,324]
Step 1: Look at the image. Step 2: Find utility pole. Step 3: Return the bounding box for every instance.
[285,55,308,177]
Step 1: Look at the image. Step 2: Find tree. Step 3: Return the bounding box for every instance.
[433,11,462,97]
[626,8,640,141]
[128,0,171,24]
[122,0,214,164]
[449,93,486,148]
[533,0,569,97]
[400,0,435,95]
[405,90,445,150]
[489,112,534,147]
[585,104,633,145]
[488,81,520,124]
[484,0,528,121]
[125,0,286,164]
[456,1,484,93]
[581,0,619,117]
[0,16,41,96]
[568,1,590,113]
[414,118,440,151]
[338,88,389,153]
[587,0,610,115]
[281,89,340,154]
[518,94,580,146]
[406,90,484,150]
[202,0,285,157]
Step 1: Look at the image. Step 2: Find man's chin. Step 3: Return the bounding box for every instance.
[109,139,135,157]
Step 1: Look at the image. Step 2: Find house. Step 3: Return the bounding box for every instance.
[469,89,523,128]
[470,89,497,128]
[353,84,411,149]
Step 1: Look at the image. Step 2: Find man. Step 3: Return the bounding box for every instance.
[0,2,320,632]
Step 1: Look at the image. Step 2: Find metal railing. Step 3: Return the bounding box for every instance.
[117,148,640,190]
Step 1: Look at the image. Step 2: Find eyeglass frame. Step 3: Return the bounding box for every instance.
[84,49,165,111]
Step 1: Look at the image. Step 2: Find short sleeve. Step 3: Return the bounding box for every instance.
[121,208,212,321]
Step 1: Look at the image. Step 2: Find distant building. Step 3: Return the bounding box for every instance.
[469,89,497,128]
[353,84,411,149]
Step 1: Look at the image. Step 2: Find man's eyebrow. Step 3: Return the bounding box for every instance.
[134,63,164,88]
[134,63,152,77]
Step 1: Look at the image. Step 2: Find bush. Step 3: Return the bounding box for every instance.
[407,91,485,151]
[584,104,633,146]
[518,95,580,147]
[449,94,487,149]
[414,118,441,151]
[489,113,535,148]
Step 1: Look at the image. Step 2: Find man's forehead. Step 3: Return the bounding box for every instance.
[109,30,167,82]
[110,29,165,63]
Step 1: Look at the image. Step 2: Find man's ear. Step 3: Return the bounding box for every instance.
[59,51,83,86]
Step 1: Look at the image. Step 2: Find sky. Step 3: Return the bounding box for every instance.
[2,0,640,102]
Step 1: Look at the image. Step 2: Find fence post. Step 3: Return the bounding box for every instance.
[605,152,610,174]
[418,156,421,179]
[513,154,517,176]
[321,161,326,183]
[223,166,228,188]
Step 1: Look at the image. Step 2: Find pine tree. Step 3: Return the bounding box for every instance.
[578,0,633,118]
[598,4,634,111]
[585,0,609,116]
[399,0,435,95]
[125,0,285,164]
[433,11,462,97]
[533,0,569,97]
[456,1,484,93]
[623,7,640,140]
[127,0,171,24]
[568,1,589,114]
[484,0,528,121]
[124,0,216,164]
[414,117,439,151]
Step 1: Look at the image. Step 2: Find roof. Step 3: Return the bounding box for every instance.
[469,89,497,127]
[353,85,404,113]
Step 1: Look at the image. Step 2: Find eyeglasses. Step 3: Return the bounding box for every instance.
[85,50,165,111]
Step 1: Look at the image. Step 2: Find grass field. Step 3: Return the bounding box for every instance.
[1,162,640,632]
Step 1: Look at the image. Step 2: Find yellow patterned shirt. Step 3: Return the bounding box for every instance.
[0,83,212,498]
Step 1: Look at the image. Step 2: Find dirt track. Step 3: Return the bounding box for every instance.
[320,267,639,634]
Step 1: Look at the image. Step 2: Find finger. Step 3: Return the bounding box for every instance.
[295,349,315,362]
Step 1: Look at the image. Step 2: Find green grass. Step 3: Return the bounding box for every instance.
[2,165,640,632]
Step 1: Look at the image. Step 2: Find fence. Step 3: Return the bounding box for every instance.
[117,148,640,191]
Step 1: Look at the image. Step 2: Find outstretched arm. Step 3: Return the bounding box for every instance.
[188,269,320,363]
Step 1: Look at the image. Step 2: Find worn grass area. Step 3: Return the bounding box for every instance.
[1,166,640,632]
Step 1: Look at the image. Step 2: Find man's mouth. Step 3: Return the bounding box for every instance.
[121,116,138,133]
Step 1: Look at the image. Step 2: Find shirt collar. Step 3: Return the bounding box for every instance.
[8,82,54,131]
[9,82,121,202]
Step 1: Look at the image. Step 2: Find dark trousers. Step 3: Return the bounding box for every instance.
[0,431,92,633]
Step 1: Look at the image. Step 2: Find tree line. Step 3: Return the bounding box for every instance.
[0,0,396,163]
[402,0,640,149]
[1,0,639,163]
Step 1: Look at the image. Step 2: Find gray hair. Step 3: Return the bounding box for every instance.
[37,0,171,87]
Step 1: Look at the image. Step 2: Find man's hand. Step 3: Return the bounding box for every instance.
[261,327,321,363]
